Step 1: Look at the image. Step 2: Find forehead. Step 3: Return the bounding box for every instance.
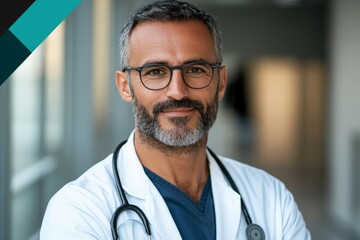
[128,20,217,65]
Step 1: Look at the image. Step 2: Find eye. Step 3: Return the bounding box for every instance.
[185,63,211,76]
[142,66,168,77]
[187,66,205,74]
[143,68,162,76]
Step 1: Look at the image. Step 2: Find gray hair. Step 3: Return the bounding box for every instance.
[119,0,223,70]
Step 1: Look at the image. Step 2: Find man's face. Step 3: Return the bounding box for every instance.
[131,87,219,147]
[116,20,227,147]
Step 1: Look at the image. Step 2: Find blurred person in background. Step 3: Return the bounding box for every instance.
[40,0,310,239]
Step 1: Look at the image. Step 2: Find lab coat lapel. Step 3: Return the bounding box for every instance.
[208,152,241,239]
[119,132,182,239]
[144,182,182,239]
[118,134,147,199]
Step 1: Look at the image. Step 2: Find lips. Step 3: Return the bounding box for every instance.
[162,107,194,112]
[161,107,196,117]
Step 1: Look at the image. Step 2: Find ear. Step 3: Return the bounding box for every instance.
[217,66,227,101]
[115,71,132,102]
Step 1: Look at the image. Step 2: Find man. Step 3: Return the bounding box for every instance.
[41,0,310,239]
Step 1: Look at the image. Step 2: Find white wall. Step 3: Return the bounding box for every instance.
[329,0,360,235]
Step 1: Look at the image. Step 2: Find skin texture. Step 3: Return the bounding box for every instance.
[116,20,227,202]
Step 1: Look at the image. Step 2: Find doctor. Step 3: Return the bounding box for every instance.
[41,0,310,239]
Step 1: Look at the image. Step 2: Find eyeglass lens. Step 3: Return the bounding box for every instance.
[140,62,214,90]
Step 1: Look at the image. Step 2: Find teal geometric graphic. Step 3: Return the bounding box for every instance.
[0,0,83,85]
[9,0,82,52]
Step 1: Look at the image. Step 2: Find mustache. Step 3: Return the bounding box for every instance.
[153,98,205,116]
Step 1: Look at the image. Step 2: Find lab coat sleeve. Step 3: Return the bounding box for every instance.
[40,185,112,240]
[281,183,311,240]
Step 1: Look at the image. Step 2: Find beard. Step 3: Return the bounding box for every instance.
[131,91,219,148]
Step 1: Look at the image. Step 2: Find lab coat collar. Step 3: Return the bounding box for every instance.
[117,131,182,239]
[117,131,147,199]
[208,150,242,239]
[116,132,241,239]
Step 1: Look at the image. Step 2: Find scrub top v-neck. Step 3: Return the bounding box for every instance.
[144,167,216,240]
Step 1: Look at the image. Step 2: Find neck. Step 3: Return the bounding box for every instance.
[134,129,209,203]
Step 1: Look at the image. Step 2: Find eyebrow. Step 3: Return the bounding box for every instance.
[141,58,214,66]
[142,61,168,66]
[183,58,211,64]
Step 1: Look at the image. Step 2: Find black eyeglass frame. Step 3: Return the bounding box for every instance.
[123,61,222,90]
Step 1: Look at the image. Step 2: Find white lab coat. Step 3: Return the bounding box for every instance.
[40,132,310,239]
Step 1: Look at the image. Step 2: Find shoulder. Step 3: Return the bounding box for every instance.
[219,156,281,188]
[217,155,290,208]
[40,154,117,239]
[59,154,117,205]
[217,156,311,239]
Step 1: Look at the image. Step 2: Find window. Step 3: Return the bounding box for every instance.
[9,22,65,240]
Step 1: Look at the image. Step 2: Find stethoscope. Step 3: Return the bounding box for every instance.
[111,141,265,240]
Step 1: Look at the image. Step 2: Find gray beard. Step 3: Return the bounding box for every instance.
[131,92,219,148]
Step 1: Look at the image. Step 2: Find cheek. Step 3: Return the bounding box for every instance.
[202,84,219,103]
[133,88,161,111]
[131,79,145,92]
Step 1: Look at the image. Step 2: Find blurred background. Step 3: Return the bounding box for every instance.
[0,0,359,239]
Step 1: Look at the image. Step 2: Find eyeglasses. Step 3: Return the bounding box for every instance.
[123,61,221,90]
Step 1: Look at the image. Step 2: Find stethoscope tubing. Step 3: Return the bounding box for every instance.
[111,141,151,240]
[111,141,265,240]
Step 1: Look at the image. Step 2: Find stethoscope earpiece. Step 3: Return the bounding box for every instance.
[246,224,265,240]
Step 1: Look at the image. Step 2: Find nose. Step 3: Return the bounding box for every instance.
[165,69,189,100]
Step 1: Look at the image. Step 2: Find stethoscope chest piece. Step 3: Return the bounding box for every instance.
[246,224,265,240]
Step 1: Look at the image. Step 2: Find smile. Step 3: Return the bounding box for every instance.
[161,108,196,117]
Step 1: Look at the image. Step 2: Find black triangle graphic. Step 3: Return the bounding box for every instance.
[0,0,35,37]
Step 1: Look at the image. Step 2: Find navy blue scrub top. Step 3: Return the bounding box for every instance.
[144,167,216,240]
